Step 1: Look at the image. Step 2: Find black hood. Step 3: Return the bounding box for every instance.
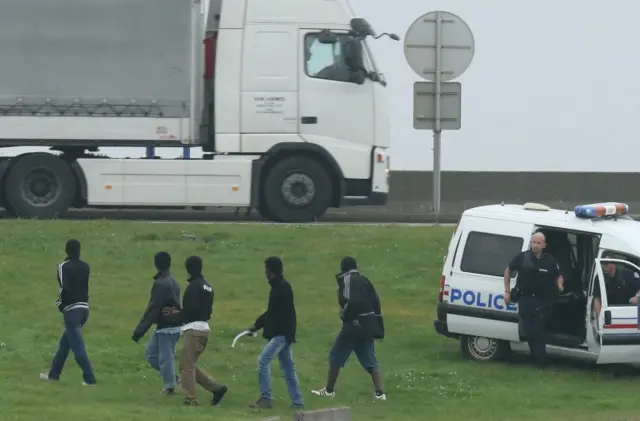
[336,256,358,281]
[185,256,203,278]
[340,256,357,273]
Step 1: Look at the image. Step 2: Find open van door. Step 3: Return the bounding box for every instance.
[592,258,640,364]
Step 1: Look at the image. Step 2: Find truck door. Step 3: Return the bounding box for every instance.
[445,217,533,342]
[240,25,299,151]
[590,258,640,364]
[297,29,375,156]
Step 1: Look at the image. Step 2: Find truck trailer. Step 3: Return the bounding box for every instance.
[0,0,397,222]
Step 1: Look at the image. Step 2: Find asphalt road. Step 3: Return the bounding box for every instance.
[0,207,459,224]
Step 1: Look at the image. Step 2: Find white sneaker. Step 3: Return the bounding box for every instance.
[374,393,387,401]
[311,387,335,398]
[39,372,50,381]
[81,382,96,386]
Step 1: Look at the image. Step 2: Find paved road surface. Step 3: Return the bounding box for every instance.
[0,207,459,224]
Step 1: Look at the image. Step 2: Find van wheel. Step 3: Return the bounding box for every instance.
[460,335,509,362]
[4,153,76,218]
[261,156,332,223]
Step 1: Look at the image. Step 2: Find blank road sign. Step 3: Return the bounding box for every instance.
[413,81,462,130]
[404,11,475,82]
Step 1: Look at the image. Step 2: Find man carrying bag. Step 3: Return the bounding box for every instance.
[311,257,386,401]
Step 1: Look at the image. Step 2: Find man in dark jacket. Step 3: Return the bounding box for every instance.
[247,257,303,410]
[40,239,96,385]
[131,251,182,394]
[312,257,386,400]
[164,256,228,406]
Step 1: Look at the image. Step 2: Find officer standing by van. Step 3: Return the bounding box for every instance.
[504,232,563,368]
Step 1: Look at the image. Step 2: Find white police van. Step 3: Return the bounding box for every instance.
[434,202,640,366]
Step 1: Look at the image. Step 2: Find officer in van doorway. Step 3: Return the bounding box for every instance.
[504,232,564,368]
[592,252,640,319]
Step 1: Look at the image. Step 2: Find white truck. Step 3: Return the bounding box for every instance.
[0,0,397,222]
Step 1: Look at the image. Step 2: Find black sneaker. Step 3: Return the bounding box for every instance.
[212,385,228,406]
[249,397,273,409]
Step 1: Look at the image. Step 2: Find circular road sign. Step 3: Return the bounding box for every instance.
[404,10,475,82]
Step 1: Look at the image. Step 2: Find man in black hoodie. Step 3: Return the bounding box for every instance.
[311,257,386,401]
[131,251,182,395]
[165,256,228,406]
[247,257,303,410]
[40,239,96,385]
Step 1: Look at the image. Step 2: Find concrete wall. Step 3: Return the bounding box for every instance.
[355,170,640,216]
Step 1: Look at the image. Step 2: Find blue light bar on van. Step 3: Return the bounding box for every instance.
[574,202,629,219]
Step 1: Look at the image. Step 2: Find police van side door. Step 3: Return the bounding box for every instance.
[594,258,640,364]
[445,217,533,342]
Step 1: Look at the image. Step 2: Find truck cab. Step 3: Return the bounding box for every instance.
[0,0,396,222]
[197,0,394,220]
[435,202,640,367]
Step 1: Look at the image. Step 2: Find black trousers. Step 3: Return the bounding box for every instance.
[518,296,550,366]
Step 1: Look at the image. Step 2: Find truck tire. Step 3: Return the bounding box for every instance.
[258,203,278,222]
[262,156,332,223]
[460,335,510,362]
[4,153,76,218]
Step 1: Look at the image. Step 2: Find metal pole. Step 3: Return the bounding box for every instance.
[432,12,443,220]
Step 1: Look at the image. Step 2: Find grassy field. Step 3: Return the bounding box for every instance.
[2,221,640,421]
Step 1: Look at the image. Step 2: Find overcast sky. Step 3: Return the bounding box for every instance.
[354,0,640,171]
[2,0,638,172]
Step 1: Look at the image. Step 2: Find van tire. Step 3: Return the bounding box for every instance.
[460,335,509,362]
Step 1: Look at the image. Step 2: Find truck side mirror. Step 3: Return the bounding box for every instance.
[343,39,364,71]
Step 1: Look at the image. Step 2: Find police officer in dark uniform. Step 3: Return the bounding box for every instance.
[593,252,640,318]
[504,232,563,368]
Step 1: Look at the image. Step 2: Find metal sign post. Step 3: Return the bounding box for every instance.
[404,11,475,220]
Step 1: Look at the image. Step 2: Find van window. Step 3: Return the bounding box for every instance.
[601,250,640,268]
[595,259,640,307]
[460,232,524,277]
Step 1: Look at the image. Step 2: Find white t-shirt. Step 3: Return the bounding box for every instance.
[181,321,210,334]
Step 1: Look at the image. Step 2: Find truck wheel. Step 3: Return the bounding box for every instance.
[4,153,76,218]
[262,156,332,223]
[258,203,278,222]
[460,335,509,362]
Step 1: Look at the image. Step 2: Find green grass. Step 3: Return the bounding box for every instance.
[2,221,640,421]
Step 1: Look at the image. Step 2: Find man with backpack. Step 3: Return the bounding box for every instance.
[311,256,386,401]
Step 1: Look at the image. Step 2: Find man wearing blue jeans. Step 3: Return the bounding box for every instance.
[248,257,303,410]
[40,239,96,385]
[132,252,183,394]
